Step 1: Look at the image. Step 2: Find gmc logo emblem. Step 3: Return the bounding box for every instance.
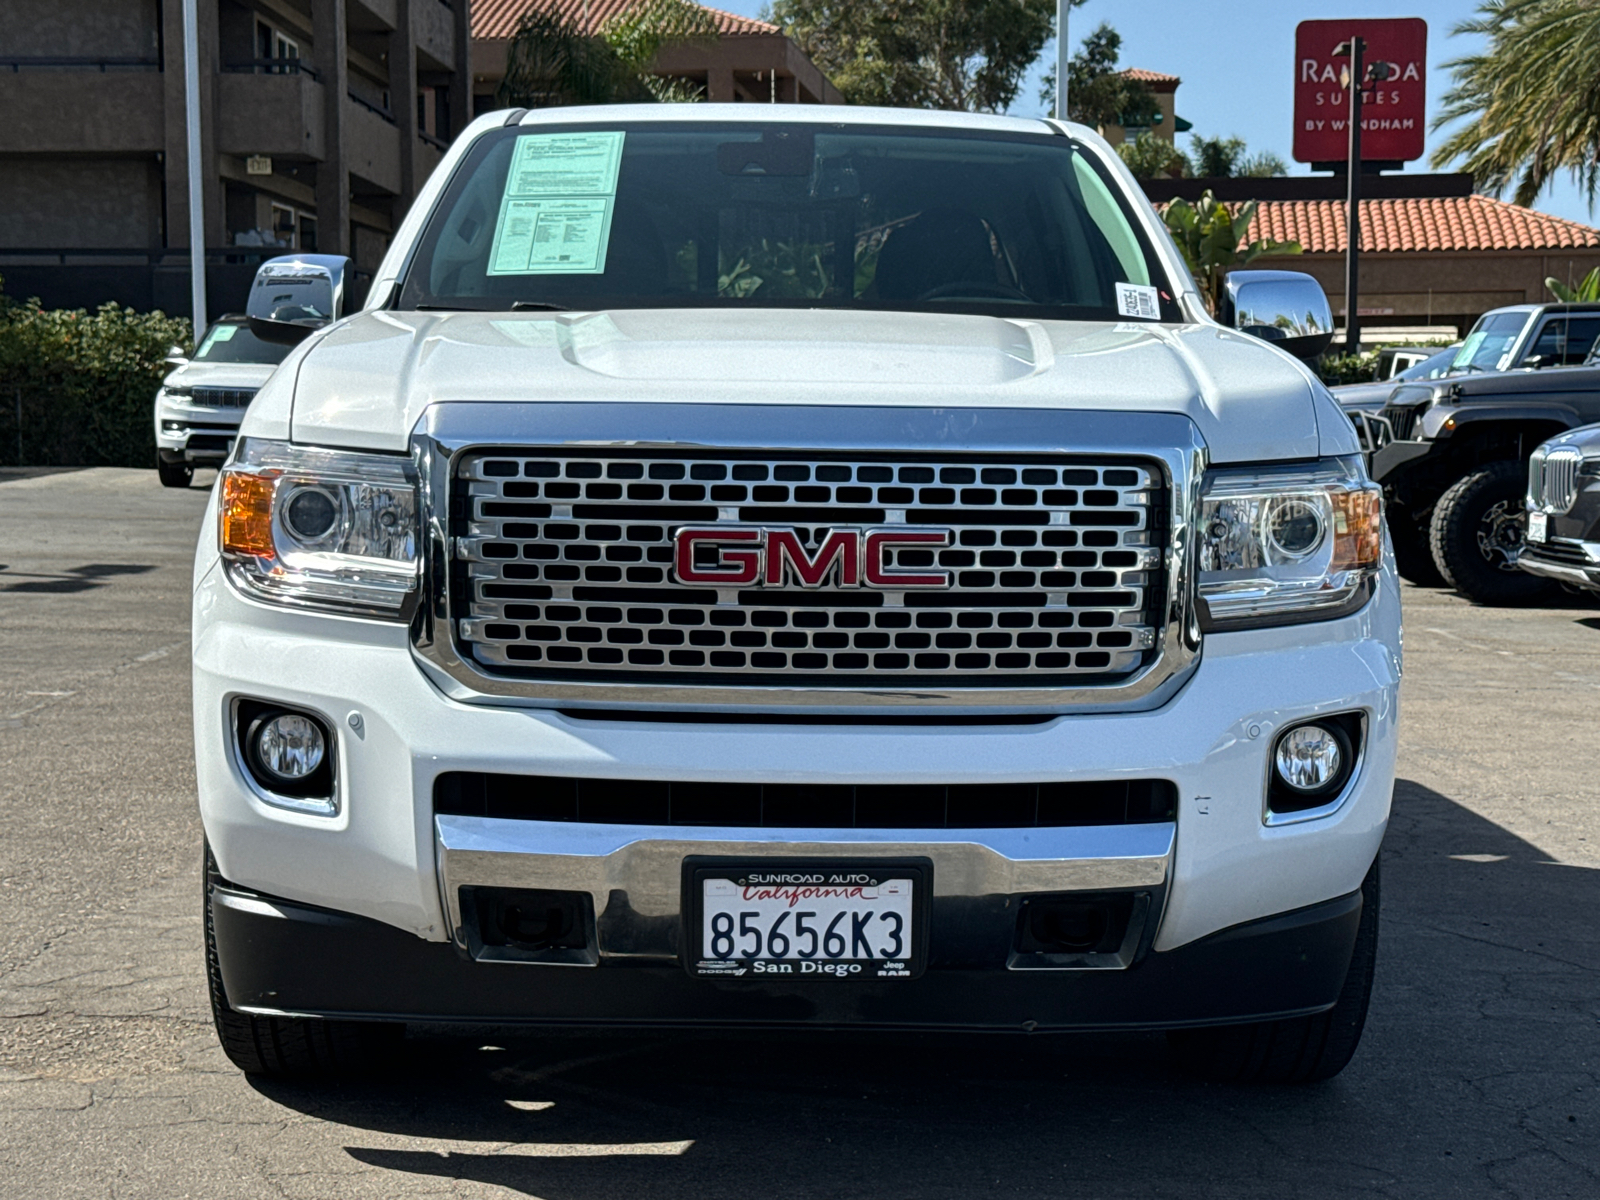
[673,527,952,589]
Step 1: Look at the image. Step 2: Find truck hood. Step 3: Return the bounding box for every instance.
[282,308,1332,463]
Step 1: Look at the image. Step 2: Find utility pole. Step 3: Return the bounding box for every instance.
[181,0,207,338]
[1055,0,1069,120]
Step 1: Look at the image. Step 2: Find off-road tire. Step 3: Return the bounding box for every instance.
[1386,504,1445,587]
[1428,462,1556,606]
[204,845,403,1077]
[157,456,193,489]
[1168,855,1380,1084]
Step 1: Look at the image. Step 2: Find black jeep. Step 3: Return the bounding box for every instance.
[1362,347,1600,604]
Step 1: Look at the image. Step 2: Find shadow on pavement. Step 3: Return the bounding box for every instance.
[252,780,1600,1199]
[0,563,156,594]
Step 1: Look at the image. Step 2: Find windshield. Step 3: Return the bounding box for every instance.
[1395,346,1460,381]
[398,122,1180,322]
[1452,311,1528,372]
[192,321,293,365]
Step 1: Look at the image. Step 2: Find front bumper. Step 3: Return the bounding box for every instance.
[211,877,1366,1030]
[154,396,242,463]
[193,519,1401,975]
[1518,541,1600,591]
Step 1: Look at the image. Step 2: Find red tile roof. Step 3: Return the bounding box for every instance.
[473,0,777,40]
[1244,195,1600,254]
[1122,68,1180,84]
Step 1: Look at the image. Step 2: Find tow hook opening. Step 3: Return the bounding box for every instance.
[1010,891,1151,970]
[461,887,599,966]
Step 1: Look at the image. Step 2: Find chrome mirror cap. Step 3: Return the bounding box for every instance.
[1221,270,1335,363]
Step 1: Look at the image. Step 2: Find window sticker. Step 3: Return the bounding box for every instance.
[1115,282,1160,320]
[210,324,239,343]
[488,132,625,276]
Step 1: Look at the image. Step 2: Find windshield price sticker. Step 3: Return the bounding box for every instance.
[489,132,625,276]
[691,866,924,980]
[1115,282,1160,320]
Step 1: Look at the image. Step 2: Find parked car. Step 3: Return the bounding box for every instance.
[194,106,1398,1085]
[1454,302,1600,374]
[1334,343,1460,415]
[1365,339,1600,602]
[153,314,293,487]
[1520,423,1600,593]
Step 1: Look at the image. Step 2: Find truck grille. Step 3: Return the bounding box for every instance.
[451,451,1164,688]
[1530,446,1582,513]
[189,385,257,408]
[1379,403,1423,441]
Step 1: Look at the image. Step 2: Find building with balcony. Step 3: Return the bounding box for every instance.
[469,0,842,111]
[0,0,472,317]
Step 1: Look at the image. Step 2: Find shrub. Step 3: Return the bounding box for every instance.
[0,277,191,468]
[1317,351,1380,386]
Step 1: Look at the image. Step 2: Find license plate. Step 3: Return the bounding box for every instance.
[1527,511,1548,543]
[686,860,929,980]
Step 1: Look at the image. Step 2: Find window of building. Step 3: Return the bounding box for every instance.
[256,21,299,72]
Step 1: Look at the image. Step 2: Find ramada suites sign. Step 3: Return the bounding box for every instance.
[1293,18,1427,164]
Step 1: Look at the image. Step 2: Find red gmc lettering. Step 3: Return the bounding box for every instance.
[864,530,952,588]
[673,527,952,589]
[674,527,762,586]
[765,529,860,587]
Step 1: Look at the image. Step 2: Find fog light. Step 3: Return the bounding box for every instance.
[252,713,325,783]
[1273,724,1344,795]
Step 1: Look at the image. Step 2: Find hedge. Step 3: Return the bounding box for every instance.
[0,275,192,468]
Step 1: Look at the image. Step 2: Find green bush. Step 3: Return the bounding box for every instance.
[1317,351,1379,386]
[0,277,191,468]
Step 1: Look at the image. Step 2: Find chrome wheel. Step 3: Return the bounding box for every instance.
[1475,498,1525,572]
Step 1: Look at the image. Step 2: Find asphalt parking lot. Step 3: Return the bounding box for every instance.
[0,465,1596,1199]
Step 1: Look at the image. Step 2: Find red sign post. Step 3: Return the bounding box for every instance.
[1293,18,1427,165]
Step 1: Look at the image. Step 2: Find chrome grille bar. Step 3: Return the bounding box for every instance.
[1535,447,1582,514]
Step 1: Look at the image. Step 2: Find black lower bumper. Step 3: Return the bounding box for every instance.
[212,884,1365,1032]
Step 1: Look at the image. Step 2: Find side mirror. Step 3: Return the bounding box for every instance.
[164,345,189,367]
[246,253,353,345]
[1220,270,1335,363]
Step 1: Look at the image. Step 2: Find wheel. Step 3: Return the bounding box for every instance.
[1428,462,1557,605]
[156,455,193,489]
[1168,855,1380,1084]
[1385,503,1445,587]
[204,845,403,1077]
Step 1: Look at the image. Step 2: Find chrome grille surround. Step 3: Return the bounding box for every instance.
[410,403,1205,714]
[1530,445,1582,514]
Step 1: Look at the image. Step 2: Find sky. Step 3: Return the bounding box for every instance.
[712,0,1599,229]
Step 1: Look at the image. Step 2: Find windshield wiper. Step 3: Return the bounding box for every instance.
[412,300,571,312]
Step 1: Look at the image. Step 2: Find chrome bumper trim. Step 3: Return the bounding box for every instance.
[1518,550,1600,588]
[408,402,1206,714]
[434,814,1176,961]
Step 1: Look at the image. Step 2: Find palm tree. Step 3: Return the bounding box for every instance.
[498,0,717,110]
[1431,0,1600,205]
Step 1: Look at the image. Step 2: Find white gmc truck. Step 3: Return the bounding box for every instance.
[193,105,1399,1084]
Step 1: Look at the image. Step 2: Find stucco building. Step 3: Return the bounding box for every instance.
[469,0,843,110]
[0,0,472,316]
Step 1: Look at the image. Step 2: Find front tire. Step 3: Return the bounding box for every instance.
[1386,503,1445,587]
[1428,462,1556,605]
[156,455,193,489]
[204,845,403,1077]
[1168,855,1380,1084]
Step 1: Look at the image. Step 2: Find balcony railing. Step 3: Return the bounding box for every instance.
[419,129,449,151]
[1,56,158,72]
[347,91,396,124]
[222,58,320,80]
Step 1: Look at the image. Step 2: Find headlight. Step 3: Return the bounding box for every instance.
[220,437,419,617]
[1198,458,1383,630]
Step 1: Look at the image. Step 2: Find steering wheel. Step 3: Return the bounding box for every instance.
[915,281,1034,304]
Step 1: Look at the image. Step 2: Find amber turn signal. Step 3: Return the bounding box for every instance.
[221,472,277,559]
[1331,486,1383,571]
